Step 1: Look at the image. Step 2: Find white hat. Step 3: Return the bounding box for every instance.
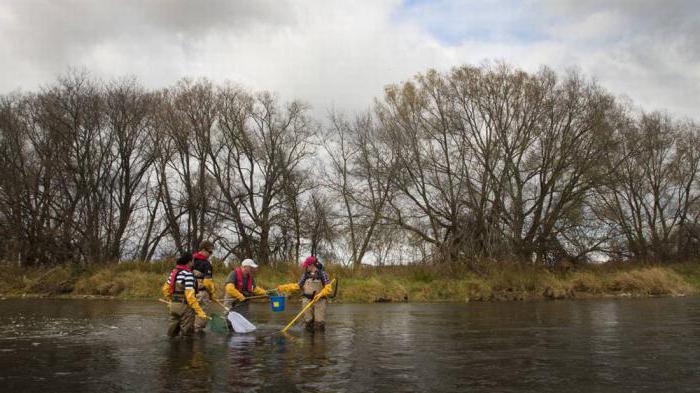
[241,258,258,268]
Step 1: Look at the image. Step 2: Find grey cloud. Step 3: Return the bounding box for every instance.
[4,0,293,38]
[538,0,699,40]
[0,0,295,83]
[497,0,700,116]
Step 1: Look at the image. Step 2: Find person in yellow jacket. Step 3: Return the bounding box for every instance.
[223,259,268,321]
[161,253,207,337]
[192,240,215,333]
[277,256,333,332]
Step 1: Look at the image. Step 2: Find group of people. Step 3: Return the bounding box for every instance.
[162,240,333,337]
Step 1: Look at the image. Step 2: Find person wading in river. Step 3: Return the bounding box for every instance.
[161,253,207,337]
[192,241,216,333]
[223,259,268,322]
[277,256,333,332]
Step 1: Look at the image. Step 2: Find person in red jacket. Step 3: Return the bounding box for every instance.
[223,259,268,320]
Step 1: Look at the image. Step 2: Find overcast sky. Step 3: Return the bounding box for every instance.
[1,0,698,118]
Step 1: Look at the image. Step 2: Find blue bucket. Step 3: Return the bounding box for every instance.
[270,295,285,312]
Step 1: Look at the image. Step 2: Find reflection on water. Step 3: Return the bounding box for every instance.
[1,298,700,392]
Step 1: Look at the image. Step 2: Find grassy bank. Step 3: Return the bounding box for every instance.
[1,260,698,303]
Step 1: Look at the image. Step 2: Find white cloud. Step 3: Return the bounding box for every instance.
[0,0,697,119]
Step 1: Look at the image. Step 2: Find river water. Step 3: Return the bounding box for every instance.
[1,297,699,392]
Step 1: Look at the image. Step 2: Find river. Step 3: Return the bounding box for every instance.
[1,297,699,392]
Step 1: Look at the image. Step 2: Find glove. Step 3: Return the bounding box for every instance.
[185,289,207,319]
[277,283,300,293]
[225,283,246,302]
[314,283,333,300]
[202,278,216,298]
[253,286,267,296]
[161,282,170,299]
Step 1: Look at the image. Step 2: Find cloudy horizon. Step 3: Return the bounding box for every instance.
[1,0,698,119]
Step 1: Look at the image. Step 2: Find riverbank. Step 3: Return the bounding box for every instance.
[1,261,699,303]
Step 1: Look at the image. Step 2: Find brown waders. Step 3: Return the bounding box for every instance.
[302,277,327,332]
[192,270,212,333]
[168,302,195,337]
[194,288,211,333]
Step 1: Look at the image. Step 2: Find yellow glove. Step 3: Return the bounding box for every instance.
[161,282,170,299]
[314,283,333,300]
[253,286,267,296]
[202,278,216,298]
[225,283,246,302]
[185,289,207,319]
[277,283,300,293]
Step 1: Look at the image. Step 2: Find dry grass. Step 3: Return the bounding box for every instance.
[73,270,164,298]
[1,260,699,302]
[605,267,692,296]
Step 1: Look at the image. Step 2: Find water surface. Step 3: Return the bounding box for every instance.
[1,297,699,392]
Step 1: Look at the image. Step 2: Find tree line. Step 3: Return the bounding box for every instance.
[1,63,698,267]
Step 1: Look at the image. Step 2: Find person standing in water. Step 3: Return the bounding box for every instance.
[223,259,268,320]
[192,241,216,333]
[161,253,207,337]
[277,256,333,332]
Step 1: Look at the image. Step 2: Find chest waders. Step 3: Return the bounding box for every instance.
[302,276,327,332]
[167,269,196,337]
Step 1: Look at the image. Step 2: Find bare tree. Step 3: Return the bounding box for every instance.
[323,112,396,267]
[102,77,157,260]
[203,87,315,264]
[302,193,337,259]
[373,64,617,265]
[154,79,219,252]
[34,72,117,263]
[1,64,698,268]
[594,112,700,260]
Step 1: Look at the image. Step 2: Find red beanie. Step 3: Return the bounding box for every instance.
[302,256,317,268]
